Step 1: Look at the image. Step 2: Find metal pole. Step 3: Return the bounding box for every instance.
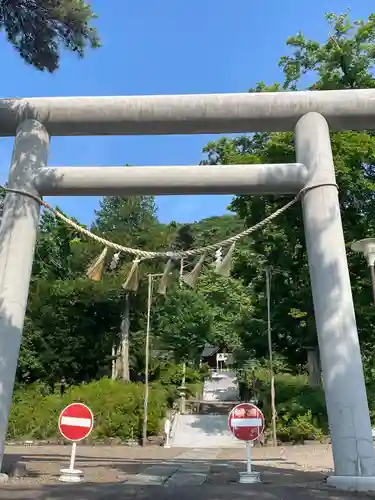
[69,442,77,472]
[370,265,375,306]
[265,268,277,447]
[142,274,153,446]
[246,441,252,473]
[181,361,186,414]
[179,259,187,413]
[120,292,130,381]
[0,120,49,469]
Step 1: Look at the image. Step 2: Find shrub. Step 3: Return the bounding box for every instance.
[152,362,205,407]
[241,367,327,443]
[275,411,325,443]
[7,378,168,442]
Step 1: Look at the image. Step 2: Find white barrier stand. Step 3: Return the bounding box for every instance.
[59,442,83,483]
[164,418,171,448]
[239,442,260,484]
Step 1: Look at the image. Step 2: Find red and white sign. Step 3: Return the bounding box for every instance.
[228,402,264,442]
[58,403,94,442]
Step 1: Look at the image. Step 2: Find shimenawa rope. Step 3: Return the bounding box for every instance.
[0,183,338,260]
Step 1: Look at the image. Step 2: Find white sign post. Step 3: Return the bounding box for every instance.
[228,402,265,484]
[246,441,252,475]
[58,403,94,483]
[68,442,78,474]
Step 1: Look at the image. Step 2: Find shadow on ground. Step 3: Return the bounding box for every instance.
[0,454,373,500]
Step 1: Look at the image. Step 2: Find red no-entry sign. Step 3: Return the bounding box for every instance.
[228,402,264,442]
[58,403,94,442]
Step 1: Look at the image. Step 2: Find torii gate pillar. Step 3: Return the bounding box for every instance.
[296,112,375,489]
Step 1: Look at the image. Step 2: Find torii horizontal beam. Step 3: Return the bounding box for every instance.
[34,163,307,196]
[0,89,375,136]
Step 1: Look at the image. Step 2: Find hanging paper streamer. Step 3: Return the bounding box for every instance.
[181,253,206,288]
[214,247,222,265]
[215,243,235,277]
[110,251,121,270]
[123,259,141,292]
[158,259,175,295]
[86,247,108,281]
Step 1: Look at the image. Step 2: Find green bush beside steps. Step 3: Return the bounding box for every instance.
[7,371,354,444]
[7,378,168,443]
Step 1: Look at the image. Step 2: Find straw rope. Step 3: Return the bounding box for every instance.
[1,183,338,260]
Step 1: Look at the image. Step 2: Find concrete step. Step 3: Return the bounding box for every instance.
[198,402,237,415]
[203,370,239,402]
[171,414,243,448]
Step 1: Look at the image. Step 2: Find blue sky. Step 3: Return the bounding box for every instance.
[0,1,372,225]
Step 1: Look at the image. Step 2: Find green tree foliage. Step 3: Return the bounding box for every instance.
[153,286,212,364]
[21,277,124,385]
[280,11,375,90]
[33,209,86,281]
[197,271,252,352]
[20,196,162,386]
[172,224,195,251]
[0,0,100,72]
[93,196,157,237]
[93,195,163,255]
[202,11,375,379]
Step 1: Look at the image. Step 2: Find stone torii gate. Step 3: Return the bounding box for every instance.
[0,90,374,491]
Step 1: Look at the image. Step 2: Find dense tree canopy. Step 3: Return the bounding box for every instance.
[0,0,100,71]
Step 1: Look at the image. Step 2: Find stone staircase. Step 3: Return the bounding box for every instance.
[170,370,243,448]
[170,412,243,448]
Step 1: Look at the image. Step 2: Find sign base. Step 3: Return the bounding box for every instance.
[239,471,261,484]
[0,473,9,484]
[59,468,83,483]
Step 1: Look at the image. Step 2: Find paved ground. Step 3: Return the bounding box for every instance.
[0,443,374,499]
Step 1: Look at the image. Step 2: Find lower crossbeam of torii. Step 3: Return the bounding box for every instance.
[0,89,374,491]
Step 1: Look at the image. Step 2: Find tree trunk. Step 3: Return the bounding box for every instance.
[119,292,130,381]
[111,345,117,380]
[307,347,321,387]
[113,293,131,381]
